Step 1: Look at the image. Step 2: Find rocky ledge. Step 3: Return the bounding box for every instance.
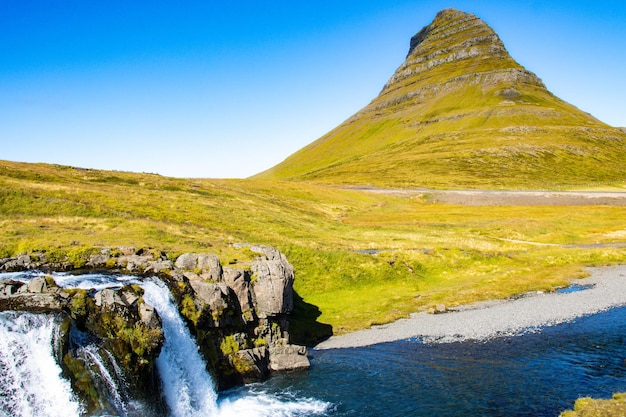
[0,244,310,395]
[0,275,163,413]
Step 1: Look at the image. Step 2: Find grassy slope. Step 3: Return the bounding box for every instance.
[2,160,625,343]
[255,11,626,189]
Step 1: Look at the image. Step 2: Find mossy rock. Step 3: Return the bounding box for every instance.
[561,393,626,417]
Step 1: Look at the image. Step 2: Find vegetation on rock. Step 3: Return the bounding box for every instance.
[560,393,626,417]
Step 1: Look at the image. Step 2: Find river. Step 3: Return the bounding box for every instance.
[1,271,625,416]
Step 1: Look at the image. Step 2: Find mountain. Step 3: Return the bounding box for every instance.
[255,8,626,189]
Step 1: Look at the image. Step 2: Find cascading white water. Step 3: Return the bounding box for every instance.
[1,272,331,417]
[0,312,84,417]
[78,344,129,415]
[141,279,219,417]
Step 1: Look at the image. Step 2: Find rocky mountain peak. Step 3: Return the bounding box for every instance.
[407,8,488,57]
[381,8,540,97]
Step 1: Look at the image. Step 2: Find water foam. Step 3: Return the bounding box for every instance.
[141,279,219,417]
[0,312,84,417]
[218,388,331,417]
[1,272,332,417]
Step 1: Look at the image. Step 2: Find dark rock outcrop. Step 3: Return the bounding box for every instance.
[0,276,164,412]
[0,243,310,391]
[165,244,310,389]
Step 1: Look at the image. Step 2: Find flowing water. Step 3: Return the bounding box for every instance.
[0,311,83,417]
[1,272,626,416]
[0,272,328,417]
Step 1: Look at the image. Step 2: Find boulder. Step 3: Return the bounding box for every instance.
[223,268,256,322]
[0,293,63,311]
[188,280,237,327]
[139,302,160,328]
[1,254,35,271]
[251,255,294,318]
[86,249,112,268]
[94,288,118,307]
[268,344,310,372]
[232,347,269,382]
[0,278,63,311]
[175,253,222,280]
[27,276,48,293]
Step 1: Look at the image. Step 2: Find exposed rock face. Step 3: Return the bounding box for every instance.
[223,268,255,320]
[0,277,65,311]
[0,244,310,390]
[87,247,174,274]
[175,253,222,281]
[269,344,310,372]
[168,244,309,388]
[251,246,295,318]
[382,8,545,98]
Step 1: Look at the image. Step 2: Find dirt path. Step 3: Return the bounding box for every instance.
[349,187,626,206]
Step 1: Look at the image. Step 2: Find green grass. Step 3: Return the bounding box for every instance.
[561,393,626,417]
[2,160,625,343]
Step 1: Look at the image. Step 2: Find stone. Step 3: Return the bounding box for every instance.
[27,277,48,293]
[119,290,139,306]
[175,253,198,270]
[233,347,269,382]
[223,268,255,320]
[87,250,111,268]
[144,259,174,274]
[2,283,17,296]
[268,345,310,372]
[189,280,236,326]
[251,256,294,318]
[434,304,447,314]
[1,244,305,389]
[175,253,222,280]
[197,254,222,280]
[139,302,160,328]
[94,288,117,307]
[249,245,281,260]
[0,293,63,311]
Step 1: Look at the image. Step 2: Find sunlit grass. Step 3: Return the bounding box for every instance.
[1,160,625,339]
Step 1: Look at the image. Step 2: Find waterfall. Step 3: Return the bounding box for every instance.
[141,279,219,417]
[0,312,84,417]
[76,344,135,415]
[1,272,331,417]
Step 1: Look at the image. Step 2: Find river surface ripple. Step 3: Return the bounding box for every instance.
[254,305,626,416]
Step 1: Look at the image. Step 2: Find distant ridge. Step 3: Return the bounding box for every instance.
[255,9,626,189]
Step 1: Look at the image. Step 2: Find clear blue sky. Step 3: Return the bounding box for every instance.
[1,1,625,178]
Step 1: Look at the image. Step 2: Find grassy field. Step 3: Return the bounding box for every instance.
[1,160,626,343]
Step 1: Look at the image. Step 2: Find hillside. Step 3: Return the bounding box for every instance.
[2,160,626,343]
[255,8,626,189]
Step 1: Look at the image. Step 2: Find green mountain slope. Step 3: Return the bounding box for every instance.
[255,8,626,189]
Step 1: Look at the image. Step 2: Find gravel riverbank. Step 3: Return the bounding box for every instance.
[315,265,626,349]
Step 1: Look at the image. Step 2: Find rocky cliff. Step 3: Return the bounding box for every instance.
[0,244,309,399]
